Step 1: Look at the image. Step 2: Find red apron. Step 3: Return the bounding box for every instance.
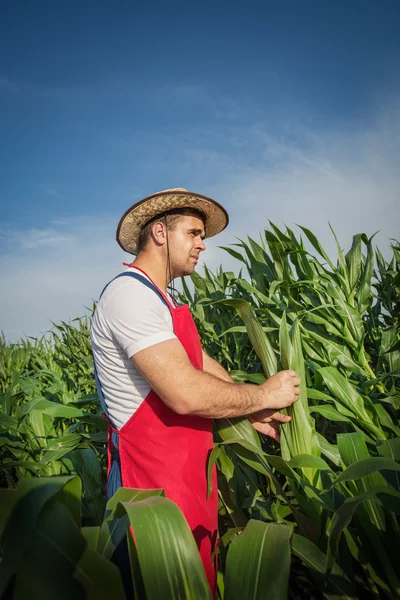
[105,267,218,595]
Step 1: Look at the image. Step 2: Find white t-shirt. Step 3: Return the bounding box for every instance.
[91,267,177,429]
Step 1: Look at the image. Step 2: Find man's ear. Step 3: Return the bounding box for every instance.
[151,221,167,246]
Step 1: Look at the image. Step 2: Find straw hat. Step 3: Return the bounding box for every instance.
[116,187,229,255]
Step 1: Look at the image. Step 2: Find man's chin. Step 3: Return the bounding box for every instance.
[180,265,196,277]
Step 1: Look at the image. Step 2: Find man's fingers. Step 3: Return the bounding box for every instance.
[294,386,301,396]
[287,370,297,377]
[292,377,301,386]
[270,412,292,423]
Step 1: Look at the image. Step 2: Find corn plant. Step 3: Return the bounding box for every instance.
[180,225,400,599]
[0,317,106,525]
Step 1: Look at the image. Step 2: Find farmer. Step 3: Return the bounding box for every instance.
[91,187,300,596]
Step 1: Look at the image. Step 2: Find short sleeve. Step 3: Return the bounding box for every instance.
[101,279,176,358]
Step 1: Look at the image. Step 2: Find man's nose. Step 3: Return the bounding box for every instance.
[197,238,206,251]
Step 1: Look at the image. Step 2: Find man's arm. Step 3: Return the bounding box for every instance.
[202,349,234,383]
[132,339,300,418]
[202,349,292,439]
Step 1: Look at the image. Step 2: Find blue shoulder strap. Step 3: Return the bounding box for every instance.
[98,271,171,308]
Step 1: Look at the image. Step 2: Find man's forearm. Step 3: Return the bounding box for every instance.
[186,372,267,418]
[202,350,234,383]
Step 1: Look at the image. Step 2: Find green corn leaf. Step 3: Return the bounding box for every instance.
[377,438,400,490]
[116,497,212,599]
[69,447,105,526]
[218,245,248,265]
[337,433,388,534]
[0,410,18,433]
[0,476,82,597]
[279,316,321,483]
[326,487,400,571]
[318,368,382,433]
[345,234,363,292]
[356,235,376,314]
[326,457,400,491]
[316,434,341,467]
[325,282,364,345]
[82,525,100,549]
[215,416,262,449]
[297,225,336,270]
[20,398,84,418]
[98,487,165,559]
[218,298,277,377]
[288,454,331,471]
[224,520,293,600]
[310,404,352,423]
[207,445,220,500]
[304,327,366,375]
[291,533,357,600]
[12,501,125,600]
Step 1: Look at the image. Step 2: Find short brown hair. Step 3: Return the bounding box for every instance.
[137,207,206,254]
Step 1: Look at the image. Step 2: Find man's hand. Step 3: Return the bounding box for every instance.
[261,370,301,409]
[247,408,291,442]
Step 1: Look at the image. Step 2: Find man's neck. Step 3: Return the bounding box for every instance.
[131,252,172,293]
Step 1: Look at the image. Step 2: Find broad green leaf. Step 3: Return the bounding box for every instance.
[356,236,376,314]
[0,410,18,433]
[13,502,125,600]
[207,445,220,500]
[288,454,331,471]
[215,416,262,449]
[291,533,357,600]
[218,299,277,377]
[116,497,212,599]
[317,434,341,467]
[70,447,105,526]
[327,457,400,491]
[98,487,165,559]
[337,432,388,552]
[21,398,84,418]
[305,328,365,375]
[319,368,381,431]
[82,526,100,549]
[377,438,400,490]
[325,282,364,345]
[310,404,352,423]
[326,487,400,571]
[345,234,363,292]
[279,317,321,483]
[0,476,82,597]
[224,520,293,600]
[297,225,335,270]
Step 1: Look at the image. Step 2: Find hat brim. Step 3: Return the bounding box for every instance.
[116,190,229,255]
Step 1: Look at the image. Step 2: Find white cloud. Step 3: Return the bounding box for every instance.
[1,97,400,342]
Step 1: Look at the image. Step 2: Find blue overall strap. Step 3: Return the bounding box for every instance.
[93,270,173,499]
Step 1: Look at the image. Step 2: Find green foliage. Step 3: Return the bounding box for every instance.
[0,477,292,600]
[181,226,400,599]
[1,225,399,599]
[0,317,105,524]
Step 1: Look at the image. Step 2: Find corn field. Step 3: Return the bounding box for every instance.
[0,224,399,600]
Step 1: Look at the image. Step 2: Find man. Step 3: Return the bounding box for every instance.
[91,188,300,596]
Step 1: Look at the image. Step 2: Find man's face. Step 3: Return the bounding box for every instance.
[167,214,206,278]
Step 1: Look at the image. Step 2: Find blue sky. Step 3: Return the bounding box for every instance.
[1,0,400,341]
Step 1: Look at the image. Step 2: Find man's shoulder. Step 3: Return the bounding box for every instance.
[99,270,171,315]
